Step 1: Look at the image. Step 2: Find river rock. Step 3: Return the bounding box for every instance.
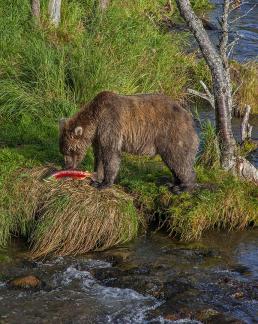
[8,275,42,289]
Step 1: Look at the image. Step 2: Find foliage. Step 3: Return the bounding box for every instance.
[0,0,211,144]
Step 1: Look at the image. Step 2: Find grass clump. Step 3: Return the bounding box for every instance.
[168,167,258,241]
[119,157,258,241]
[231,61,258,115]
[197,120,220,169]
[1,166,141,258]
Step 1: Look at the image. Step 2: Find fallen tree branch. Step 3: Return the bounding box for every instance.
[99,0,110,11]
[32,0,40,22]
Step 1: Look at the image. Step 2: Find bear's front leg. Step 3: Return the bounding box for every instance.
[93,145,104,183]
[96,151,121,189]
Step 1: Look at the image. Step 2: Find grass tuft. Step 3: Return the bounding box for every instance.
[197,120,220,169]
[1,166,141,258]
[168,167,258,241]
[231,61,258,115]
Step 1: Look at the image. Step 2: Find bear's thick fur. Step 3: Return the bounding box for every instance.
[59,91,199,192]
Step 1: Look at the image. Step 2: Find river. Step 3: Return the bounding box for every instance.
[0,230,257,323]
[209,0,258,62]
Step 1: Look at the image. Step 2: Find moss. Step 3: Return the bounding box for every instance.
[238,140,257,158]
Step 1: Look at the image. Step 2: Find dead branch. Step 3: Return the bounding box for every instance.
[188,81,215,108]
[230,4,257,23]
[227,36,240,58]
[241,105,253,142]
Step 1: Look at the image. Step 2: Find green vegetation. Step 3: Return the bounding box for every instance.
[0,0,212,146]
[231,61,258,115]
[0,0,257,255]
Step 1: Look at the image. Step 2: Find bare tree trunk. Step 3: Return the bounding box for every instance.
[48,0,62,26]
[176,0,236,170]
[99,0,110,11]
[176,0,257,183]
[32,0,40,22]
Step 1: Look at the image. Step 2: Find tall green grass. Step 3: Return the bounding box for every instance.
[0,0,211,145]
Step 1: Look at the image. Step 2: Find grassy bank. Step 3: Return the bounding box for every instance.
[0,137,257,252]
[0,0,257,254]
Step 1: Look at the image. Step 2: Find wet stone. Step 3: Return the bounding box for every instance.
[8,275,43,289]
[161,247,218,259]
[230,264,252,276]
[123,265,151,276]
[231,291,244,299]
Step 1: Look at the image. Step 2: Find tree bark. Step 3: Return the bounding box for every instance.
[32,0,40,22]
[176,0,236,170]
[48,0,62,26]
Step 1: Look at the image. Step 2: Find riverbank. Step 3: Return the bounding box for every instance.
[0,134,257,254]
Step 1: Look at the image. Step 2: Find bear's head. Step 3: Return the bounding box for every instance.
[59,118,85,169]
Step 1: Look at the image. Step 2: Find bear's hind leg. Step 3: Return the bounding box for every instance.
[160,151,196,194]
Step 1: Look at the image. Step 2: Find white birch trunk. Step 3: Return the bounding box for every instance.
[48,0,62,26]
[99,0,110,11]
[32,0,40,22]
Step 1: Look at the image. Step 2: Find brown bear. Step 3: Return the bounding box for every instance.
[59,91,199,192]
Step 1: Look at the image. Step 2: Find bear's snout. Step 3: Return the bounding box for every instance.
[64,155,76,169]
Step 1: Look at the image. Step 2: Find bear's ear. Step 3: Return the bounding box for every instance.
[74,126,83,136]
[59,118,67,132]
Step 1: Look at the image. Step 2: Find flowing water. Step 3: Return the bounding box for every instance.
[0,3,257,323]
[0,230,258,323]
